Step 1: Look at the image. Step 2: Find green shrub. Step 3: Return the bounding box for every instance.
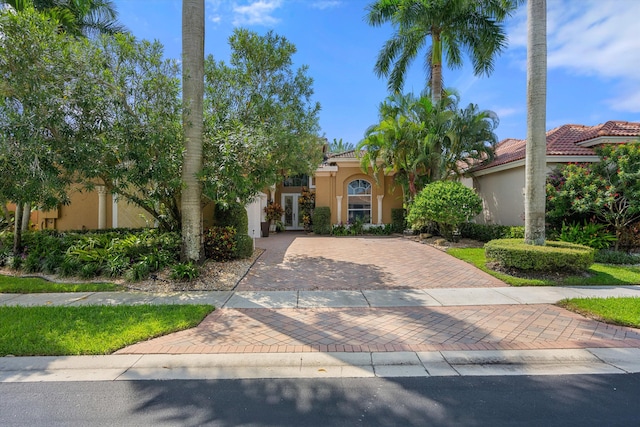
[203,226,237,261]
[313,207,331,235]
[234,234,254,259]
[41,252,64,274]
[595,250,640,265]
[124,261,150,282]
[460,223,525,242]
[215,202,248,234]
[79,262,101,279]
[170,262,200,281]
[485,239,594,272]
[559,221,617,250]
[23,252,41,273]
[59,257,81,277]
[407,181,482,241]
[391,208,406,233]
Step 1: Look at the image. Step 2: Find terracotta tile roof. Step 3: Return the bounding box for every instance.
[471,121,640,172]
[326,150,360,159]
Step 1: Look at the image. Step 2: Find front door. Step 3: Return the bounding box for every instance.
[281,193,303,230]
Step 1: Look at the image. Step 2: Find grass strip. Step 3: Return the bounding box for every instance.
[0,275,123,293]
[447,247,640,286]
[0,304,214,356]
[558,297,640,328]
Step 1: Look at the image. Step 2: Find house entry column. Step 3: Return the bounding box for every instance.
[336,195,343,224]
[377,195,384,224]
[97,186,107,229]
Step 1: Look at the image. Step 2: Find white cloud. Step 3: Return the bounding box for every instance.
[208,14,221,24]
[492,107,520,119]
[232,1,282,26]
[506,0,640,111]
[311,1,342,10]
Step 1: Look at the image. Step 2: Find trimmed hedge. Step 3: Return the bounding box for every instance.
[313,207,331,235]
[460,223,525,242]
[485,239,594,272]
[234,234,254,259]
[215,203,248,234]
[391,208,406,233]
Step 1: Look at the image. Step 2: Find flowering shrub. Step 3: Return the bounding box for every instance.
[264,202,284,223]
[203,226,236,261]
[546,142,640,250]
[298,187,315,232]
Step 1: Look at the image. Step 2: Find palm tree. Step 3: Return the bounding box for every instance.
[358,93,424,203]
[366,0,520,103]
[524,0,547,245]
[3,0,126,37]
[181,0,204,262]
[443,103,498,179]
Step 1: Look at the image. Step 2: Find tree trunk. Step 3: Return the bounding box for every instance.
[430,31,443,181]
[21,202,30,232]
[524,0,547,246]
[180,0,205,262]
[13,201,22,254]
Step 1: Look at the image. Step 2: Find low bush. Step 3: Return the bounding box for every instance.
[595,250,640,265]
[170,262,200,281]
[313,207,331,235]
[559,221,616,250]
[460,223,525,242]
[203,226,236,261]
[485,239,594,272]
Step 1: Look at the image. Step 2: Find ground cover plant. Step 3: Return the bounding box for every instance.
[0,304,214,356]
[558,297,640,328]
[447,247,640,287]
[0,275,122,293]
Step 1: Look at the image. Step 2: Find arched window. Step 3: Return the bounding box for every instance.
[347,179,371,223]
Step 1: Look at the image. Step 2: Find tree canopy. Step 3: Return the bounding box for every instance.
[0,7,322,238]
[366,0,520,101]
[357,91,497,203]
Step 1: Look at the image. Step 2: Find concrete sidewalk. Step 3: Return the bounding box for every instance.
[2,285,640,308]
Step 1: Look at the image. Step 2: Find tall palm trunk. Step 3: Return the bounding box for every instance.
[524,0,547,245]
[180,0,204,262]
[429,31,443,181]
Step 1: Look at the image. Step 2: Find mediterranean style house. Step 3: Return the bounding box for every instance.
[463,121,640,226]
[268,150,403,230]
[12,149,404,236]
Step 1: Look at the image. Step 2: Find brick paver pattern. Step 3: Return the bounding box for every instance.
[119,305,640,354]
[236,234,505,291]
[118,233,640,355]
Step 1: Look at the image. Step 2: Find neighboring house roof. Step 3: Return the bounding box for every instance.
[470,121,640,173]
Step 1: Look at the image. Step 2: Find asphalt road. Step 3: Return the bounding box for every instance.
[2,374,639,426]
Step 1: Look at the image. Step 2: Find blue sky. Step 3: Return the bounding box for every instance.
[113,0,640,146]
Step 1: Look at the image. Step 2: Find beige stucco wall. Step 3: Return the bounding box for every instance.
[470,162,566,226]
[314,163,403,224]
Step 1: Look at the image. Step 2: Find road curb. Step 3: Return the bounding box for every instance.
[1,348,639,382]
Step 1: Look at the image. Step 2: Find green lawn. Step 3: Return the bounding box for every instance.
[447,247,640,286]
[558,297,640,328]
[0,304,214,356]
[0,275,123,293]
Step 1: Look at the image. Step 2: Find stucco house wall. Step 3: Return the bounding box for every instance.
[466,121,640,226]
[313,152,403,225]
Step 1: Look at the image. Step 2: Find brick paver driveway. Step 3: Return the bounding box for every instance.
[236,232,505,291]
